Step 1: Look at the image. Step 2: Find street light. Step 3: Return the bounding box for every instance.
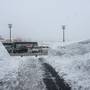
[8,24,12,42]
[62,25,66,42]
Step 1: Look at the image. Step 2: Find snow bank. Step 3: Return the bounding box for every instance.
[0,42,20,79]
[17,56,46,90]
[38,41,74,49]
[45,39,90,89]
[48,39,90,57]
[0,42,10,59]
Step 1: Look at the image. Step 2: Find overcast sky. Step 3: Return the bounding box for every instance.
[0,0,90,42]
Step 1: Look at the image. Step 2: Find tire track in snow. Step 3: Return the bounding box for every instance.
[39,58,71,90]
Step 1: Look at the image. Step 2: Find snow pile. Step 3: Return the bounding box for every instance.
[0,42,20,80]
[0,42,10,59]
[45,39,90,89]
[48,40,90,56]
[38,41,74,49]
[17,56,46,90]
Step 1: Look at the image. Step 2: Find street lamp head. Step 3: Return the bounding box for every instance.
[8,24,12,29]
[62,25,65,30]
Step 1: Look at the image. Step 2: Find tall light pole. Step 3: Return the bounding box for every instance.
[62,25,66,42]
[8,24,12,42]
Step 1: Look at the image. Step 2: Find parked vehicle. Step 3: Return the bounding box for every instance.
[32,48,41,53]
[13,46,28,53]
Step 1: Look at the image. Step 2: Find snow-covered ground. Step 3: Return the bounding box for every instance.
[0,42,46,90]
[16,56,46,90]
[1,40,90,89]
[38,41,74,49]
[0,42,20,80]
[43,40,90,90]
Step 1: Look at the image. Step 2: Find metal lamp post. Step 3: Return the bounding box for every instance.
[62,25,66,42]
[8,24,12,42]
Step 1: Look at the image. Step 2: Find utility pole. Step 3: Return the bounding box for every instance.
[8,24,12,43]
[62,25,66,42]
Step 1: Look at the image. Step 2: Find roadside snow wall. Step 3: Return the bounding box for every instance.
[0,42,19,79]
[0,42,10,59]
[45,39,90,90]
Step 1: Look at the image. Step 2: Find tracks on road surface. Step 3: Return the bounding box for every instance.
[39,58,71,90]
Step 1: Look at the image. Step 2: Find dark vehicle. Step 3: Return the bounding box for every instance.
[13,46,28,53]
[2,42,13,53]
[3,41,38,53]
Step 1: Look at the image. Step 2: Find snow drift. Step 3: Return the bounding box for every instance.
[0,42,20,80]
[0,42,10,59]
[45,40,90,90]
[48,40,90,57]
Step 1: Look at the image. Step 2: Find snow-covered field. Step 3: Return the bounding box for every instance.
[43,40,90,90]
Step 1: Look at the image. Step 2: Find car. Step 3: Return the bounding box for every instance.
[13,46,28,53]
[32,48,41,53]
